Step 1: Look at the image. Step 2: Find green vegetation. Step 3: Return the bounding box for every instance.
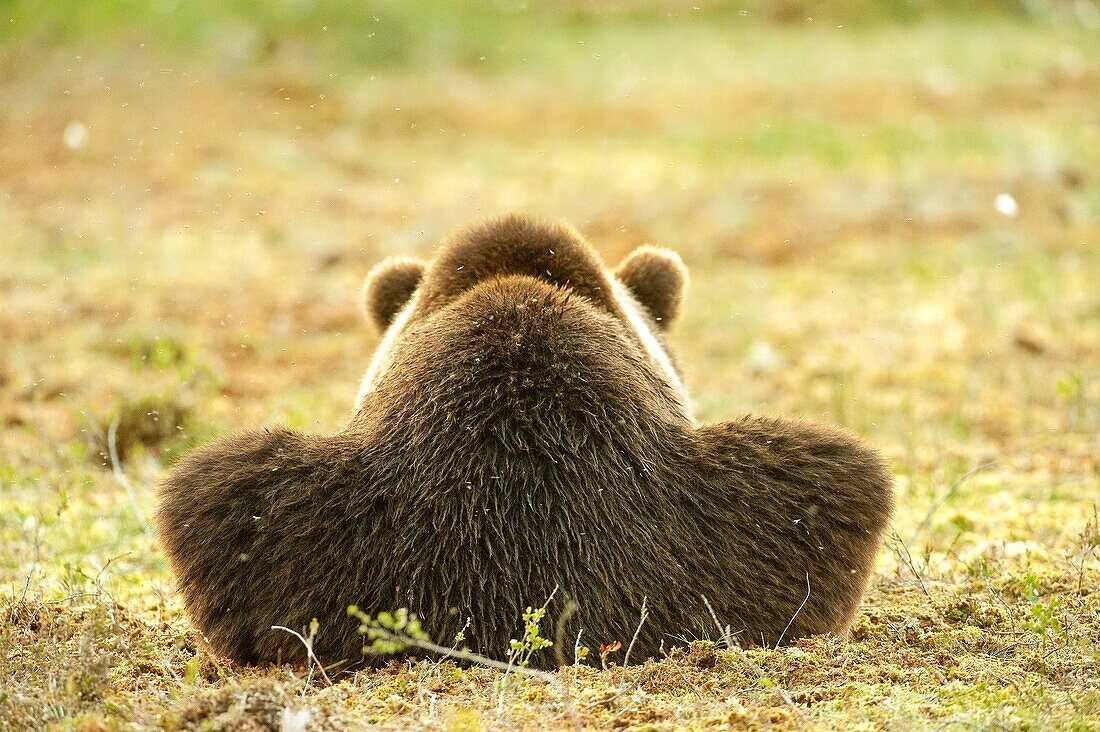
[2,0,1098,729]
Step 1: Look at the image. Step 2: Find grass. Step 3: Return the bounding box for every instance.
[2,0,1099,729]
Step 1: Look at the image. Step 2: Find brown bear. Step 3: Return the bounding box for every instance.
[155,214,893,669]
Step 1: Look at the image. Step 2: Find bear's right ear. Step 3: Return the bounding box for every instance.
[615,245,687,330]
[361,258,425,333]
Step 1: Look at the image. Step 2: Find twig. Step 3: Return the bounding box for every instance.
[1074,503,1098,597]
[271,624,333,687]
[619,597,649,682]
[932,719,996,731]
[775,572,811,648]
[732,649,806,722]
[73,404,108,444]
[701,594,806,722]
[584,598,654,712]
[701,595,732,649]
[908,461,998,548]
[47,592,101,605]
[94,552,129,590]
[367,626,581,732]
[449,617,473,656]
[107,416,152,535]
[554,598,579,668]
[983,576,1018,636]
[498,586,558,713]
[18,520,44,602]
[890,531,931,597]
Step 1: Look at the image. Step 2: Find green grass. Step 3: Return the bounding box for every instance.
[2,0,1099,729]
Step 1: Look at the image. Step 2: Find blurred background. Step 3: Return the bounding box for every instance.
[2,3,1099,728]
[2,0,1098,608]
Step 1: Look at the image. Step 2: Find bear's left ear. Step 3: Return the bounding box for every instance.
[361,258,425,333]
[615,245,687,330]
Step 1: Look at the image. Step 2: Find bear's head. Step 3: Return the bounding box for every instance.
[352,214,693,424]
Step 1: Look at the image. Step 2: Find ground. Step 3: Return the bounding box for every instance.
[1,1,1098,729]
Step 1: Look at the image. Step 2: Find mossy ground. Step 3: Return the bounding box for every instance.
[2,2,1098,729]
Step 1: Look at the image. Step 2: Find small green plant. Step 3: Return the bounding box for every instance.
[966,554,994,579]
[506,606,554,669]
[1057,371,1098,431]
[450,617,472,656]
[494,604,556,713]
[125,333,189,373]
[60,561,92,597]
[1020,574,1067,646]
[347,606,429,656]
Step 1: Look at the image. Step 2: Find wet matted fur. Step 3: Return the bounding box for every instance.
[155,214,893,669]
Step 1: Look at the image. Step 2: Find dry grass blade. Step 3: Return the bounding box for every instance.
[270,624,334,688]
[907,461,999,549]
[107,416,151,536]
[775,572,811,649]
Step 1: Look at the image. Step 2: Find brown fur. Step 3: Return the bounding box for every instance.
[155,214,893,670]
[615,245,687,328]
[412,216,623,318]
[361,258,424,332]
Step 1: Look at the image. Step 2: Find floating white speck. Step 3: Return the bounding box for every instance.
[279,708,311,732]
[743,340,784,374]
[995,193,1019,218]
[63,121,88,150]
[923,65,958,97]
